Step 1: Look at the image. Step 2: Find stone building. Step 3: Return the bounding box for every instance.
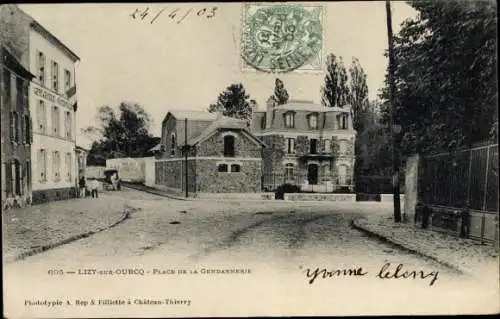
[154,109,266,194]
[1,44,35,207]
[1,5,80,204]
[251,97,356,192]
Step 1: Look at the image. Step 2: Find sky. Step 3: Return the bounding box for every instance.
[19,2,417,148]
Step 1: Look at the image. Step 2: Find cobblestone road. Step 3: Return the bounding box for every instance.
[4,188,496,317]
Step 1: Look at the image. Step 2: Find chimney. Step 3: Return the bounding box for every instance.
[248,99,258,129]
[215,104,224,119]
[265,96,276,129]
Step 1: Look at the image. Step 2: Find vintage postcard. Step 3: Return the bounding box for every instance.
[1,1,498,318]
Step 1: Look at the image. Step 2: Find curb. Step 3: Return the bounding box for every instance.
[351,218,466,276]
[10,206,135,263]
[121,184,190,201]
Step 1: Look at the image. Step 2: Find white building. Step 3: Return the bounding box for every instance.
[0,5,80,203]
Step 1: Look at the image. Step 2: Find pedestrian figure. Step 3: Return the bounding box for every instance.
[90,178,100,198]
[111,172,118,191]
[79,176,86,198]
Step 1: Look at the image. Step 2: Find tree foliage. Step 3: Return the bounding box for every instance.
[381,0,497,155]
[321,54,350,108]
[349,57,370,132]
[354,100,393,174]
[82,102,159,166]
[208,83,253,120]
[274,78,289,105]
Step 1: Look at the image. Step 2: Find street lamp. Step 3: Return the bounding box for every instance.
[386,0,402,223]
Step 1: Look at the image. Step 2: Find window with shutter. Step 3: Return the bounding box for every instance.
[285,163,294,180]
[324,139,331,152]
[38,51,46,86]
[51,60,59,92]
[66,153,72,182]
[65,111,72,139]
[3,69,11,107]
[11,162,15,195]
[26,160,31,186]
[38,149,47,183]
[25,115,31,144]
[64,69,71,92]
[5,162,12,196]
[38,100,46,133]
[1,163,7,199]
[10,112,14,141]
[286,138,295,154]
[52,106,60,136]
[16,77,23,110]
[19,114,23,143]
[53,151,60,182]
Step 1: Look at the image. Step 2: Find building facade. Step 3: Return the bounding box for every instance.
[154,110,265,194]
[1,5,80,204]
[75,145,88,181]
[1,44,35,207]
[251,97,356,192]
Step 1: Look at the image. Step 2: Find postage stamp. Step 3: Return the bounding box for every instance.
[240,3,325,73]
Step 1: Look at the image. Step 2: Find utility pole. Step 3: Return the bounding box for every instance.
[385,0,402,223]
[184,117,188,198]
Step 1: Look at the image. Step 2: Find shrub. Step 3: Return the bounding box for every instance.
[275,183,301,200]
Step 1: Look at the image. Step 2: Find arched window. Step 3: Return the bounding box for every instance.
[170,134,176,155]
[224,135,235,157]
[218,163,228,172]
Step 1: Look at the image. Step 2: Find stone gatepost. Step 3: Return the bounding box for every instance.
[404,154,420,224]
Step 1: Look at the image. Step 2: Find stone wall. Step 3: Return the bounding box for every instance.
[197,130,261,157]
[86,166,106,179]
[155,160,182,189]
[196,159,261,193]
[106,157,148,183]
[262,135,285,173]
[285,193,356,201]
[32,187,77,205]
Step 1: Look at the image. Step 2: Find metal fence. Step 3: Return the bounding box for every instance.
[418,143,499,242]
[261,172,353,193]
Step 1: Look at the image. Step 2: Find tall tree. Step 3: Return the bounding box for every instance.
[208,83,253,120]
[82,102,159,165]
[382,0,497,155]
[274,78,289,105]
[349,57,370,132]
[321,53,350,108]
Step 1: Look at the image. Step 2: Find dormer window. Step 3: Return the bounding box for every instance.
[338,114,348,130]
[308,113,318,129]
[284,112,295,128]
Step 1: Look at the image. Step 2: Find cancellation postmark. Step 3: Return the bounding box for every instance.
[241,3,324,73]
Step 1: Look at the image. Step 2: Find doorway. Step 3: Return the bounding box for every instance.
[307,163,318,185]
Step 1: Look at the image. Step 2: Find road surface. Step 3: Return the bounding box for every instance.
[4,188,492,317]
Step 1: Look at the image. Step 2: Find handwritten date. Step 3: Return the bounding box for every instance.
[130,7,218,25]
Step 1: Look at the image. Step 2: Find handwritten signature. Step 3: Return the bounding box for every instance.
[301,263,440,286]
[130,7,218,25]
